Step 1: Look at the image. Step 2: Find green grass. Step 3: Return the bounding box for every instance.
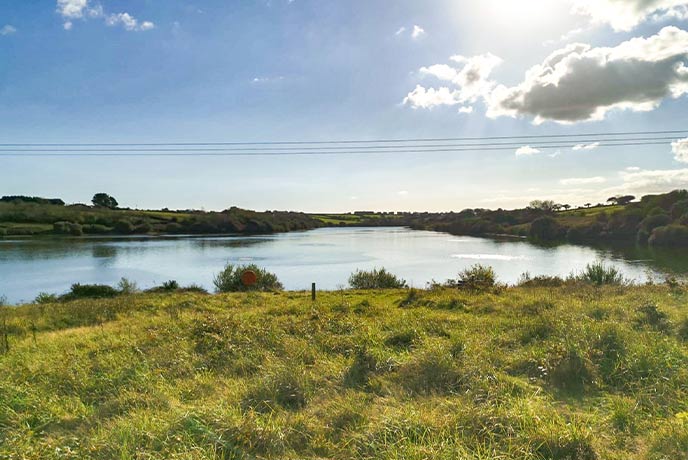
[1,285,688,459]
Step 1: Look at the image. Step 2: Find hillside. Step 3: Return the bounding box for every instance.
[408,190,688,247]
[0,197,321,237]
[1,286,687,459]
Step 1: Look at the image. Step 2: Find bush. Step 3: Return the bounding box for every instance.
[82,224,111,235]
[114,220,135,234]
[35,292,58,304]
[639,213,671,233]
[53,221,83,236]
[670,200,688,219]
[578,262,624,286]
[213,263,283,292]
[635,303,672,332]
[117,278,139,295]
[348,268,407,289]
[60,283,120,301]
[648,225,688,247]
[529,216,561,241]
[455,264,496,290]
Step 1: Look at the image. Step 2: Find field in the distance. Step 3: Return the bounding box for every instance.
[1,286,687,459]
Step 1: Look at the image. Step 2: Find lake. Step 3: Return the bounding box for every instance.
[2,227,688,304]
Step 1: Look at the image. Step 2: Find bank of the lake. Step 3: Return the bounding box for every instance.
[1,286,687,459]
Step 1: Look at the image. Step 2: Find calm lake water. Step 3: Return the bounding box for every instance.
[2,227,688,304]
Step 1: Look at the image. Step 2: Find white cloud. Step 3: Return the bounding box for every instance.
[515,146,541,156]
[573,142,600,151]
[603,167,688,196]
[573,0,688,31]
[403,85,460,109]
[411,25,425,39]
[406,53,502,108]
[106,13,154,31]
[57,0,90,18]
[458,106,474,114]
[398,190,409,196]
[626,166,642,171]
[672,138,688,162]
[395,26,406,36]
[487,27,688,124]
[56,0,154,31]
[0,25,16,36]
[560,176,607,185]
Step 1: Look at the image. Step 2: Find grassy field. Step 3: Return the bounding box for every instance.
[1,286,688,459]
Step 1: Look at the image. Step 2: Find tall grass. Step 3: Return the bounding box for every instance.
[1,286,687,458]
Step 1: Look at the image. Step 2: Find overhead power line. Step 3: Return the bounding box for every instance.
[0,129,686,148]
[0,140,673,157]
[0,136,679,153]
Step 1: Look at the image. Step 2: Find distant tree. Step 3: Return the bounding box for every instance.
[92,193,118,209]
[607,195,635,206]
[528,200,557,213]
[584,203,592,209]
[562,204,571,211]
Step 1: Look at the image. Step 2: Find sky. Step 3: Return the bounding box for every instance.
[1,0,688,212]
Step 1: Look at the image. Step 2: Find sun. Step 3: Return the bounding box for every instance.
[465,0,573,31]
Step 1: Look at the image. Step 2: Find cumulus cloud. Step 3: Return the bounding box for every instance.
[105,13,154,31]
[486,26,688,124]
[573,0,688,31]
[403,85,460,109]
[395,26,406,36]
[56,0,154,31]
[0,25,16,36]
[458,106,474,114]
[672,138,688,162]
[573,142,600,151]
[515,146,541,156]
[405,53,502,109]
[560,176,607,185]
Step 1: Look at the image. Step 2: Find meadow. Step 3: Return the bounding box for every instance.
[1,282,687,459]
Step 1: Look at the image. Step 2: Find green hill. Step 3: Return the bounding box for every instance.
[1,286,687,459]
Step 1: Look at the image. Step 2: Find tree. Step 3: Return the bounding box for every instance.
[528,200,557,213]
[584,203,592,209]
[606,195,635,206]
[562,204,571,211]
[92,193,118,209]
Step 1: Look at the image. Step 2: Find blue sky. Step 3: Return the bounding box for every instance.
[1,0,688,212]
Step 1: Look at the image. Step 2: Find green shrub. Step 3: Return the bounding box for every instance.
[348,268,407,289]
[455,264,496,290]
[529,216,561,241]
[34,292,59,304]
[60,283,120,301]
[117,278,139,295]
[648,225,688,246]
[114,220,135,234]
[53,221,83,236]
[213,263,283,292]
[578,262,624,286]
[82,224,111,234]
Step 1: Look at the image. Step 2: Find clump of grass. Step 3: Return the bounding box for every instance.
[635,303,672,332]
[577,262,625,286]
[348,268,407,289]
[518,272,566,287]
[544,344,595,393]
[213,263,283,292]
[243,365,312,412]
[396,341,466,395]
[454,264,496,291]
